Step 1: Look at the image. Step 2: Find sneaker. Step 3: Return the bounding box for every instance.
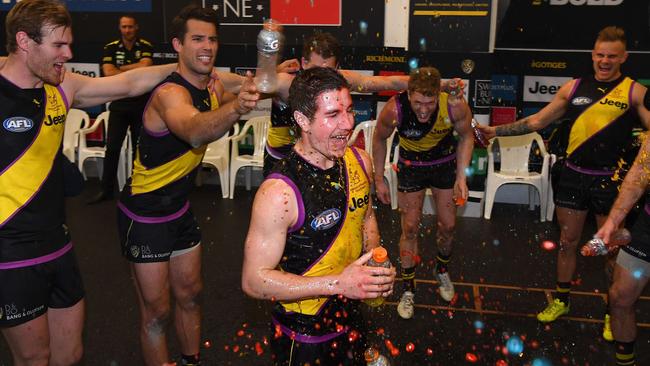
[603,314,613,342]
[536,298,570,323]
[435,271,455,302]
[397,291,415,319]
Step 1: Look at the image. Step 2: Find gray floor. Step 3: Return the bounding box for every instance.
[1,178,649,365]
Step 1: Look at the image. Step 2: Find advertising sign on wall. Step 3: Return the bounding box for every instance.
[523,76,572,102]
[203,0,341,26]
[0,0,151,12]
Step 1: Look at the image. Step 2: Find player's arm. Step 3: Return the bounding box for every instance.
[372,97,399,205]
[340,70,408,93]
[597,132,650,243]
[119,57,153,72]
[450,97,474,201]
[479,79,575,139]
[241,178,392,301]
[152,74,258,147]
[64,63,177,108]
[631,82,650,130]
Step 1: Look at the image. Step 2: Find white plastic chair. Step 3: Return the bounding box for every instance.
[348,120,376,154]
[62,108,90,163]
[116,128,132,191]
[77,111,110,179]
[200,124,239,198]
[483,132,551,222]
[229,116,270,199]
[348,120,398,210]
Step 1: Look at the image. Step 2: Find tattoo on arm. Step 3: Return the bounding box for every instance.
[495,118,533,136]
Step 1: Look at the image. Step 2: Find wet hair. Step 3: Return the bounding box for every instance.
[5,0,71,53]
[408,67,441,97]
[596,26,626,48]
[171,3,219,44]
[289,67,350,121]
[302,32,341,65]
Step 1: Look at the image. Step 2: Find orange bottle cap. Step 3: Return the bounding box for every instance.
[372,247,388,263]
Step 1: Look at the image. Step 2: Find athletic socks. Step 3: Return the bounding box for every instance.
[435,253,451,273]
[615,341,635,365]
[401,266,415,293]
[555,281,571,304]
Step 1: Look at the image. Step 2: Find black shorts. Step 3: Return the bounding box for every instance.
[0,247,85,328]
[622,205,650,263]
[397,158,456,192]
[553,163,619,215]
[117,207,201,263]
[270,304,366,366]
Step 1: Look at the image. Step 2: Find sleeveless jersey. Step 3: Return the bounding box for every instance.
[0,76,69,248]
[266,97,296,160]
[118,72,218,219]
[395,91,456,163]
[563,75,640,171]
[267,147,370,339]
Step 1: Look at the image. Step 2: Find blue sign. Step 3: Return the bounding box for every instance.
[490,74,518,103]
[1,0,151,12]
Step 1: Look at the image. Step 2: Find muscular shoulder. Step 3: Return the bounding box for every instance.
[254,177,299,226]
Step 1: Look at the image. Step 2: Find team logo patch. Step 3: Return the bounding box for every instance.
[571,97,592,106]
[130,245,140,258]
[311,208,342,231]
[3,117,34,132]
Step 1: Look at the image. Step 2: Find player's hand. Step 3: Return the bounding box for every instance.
[477,124,496,140]
[335,251,395,300]
[235,71,260,114]
[374,179,391,205]
[277,58,300,74]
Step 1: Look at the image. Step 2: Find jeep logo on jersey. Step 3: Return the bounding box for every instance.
[3,117,33,132]
[44,114,65,126]
[572,97,592,106]
[600,98,628,110]
[311,208,342,231]
[349,194,370,212]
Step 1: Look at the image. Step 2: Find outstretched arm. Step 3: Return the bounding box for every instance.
[153,73,259,148]
[478,79,575,140]
[64,63,177,108]
[340,70,408,93]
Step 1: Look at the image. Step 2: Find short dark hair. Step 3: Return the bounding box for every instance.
[408,67,441,97]
[596,26,626,48]
[302,32,341,65]
[289,67,350,121]
[171,4,219,44]
[5,0,71,53]
[119,14,138,24]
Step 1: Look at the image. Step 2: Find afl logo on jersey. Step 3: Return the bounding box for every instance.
[571,97,592,106]
[3,117,34,132]
[311,208,341,231]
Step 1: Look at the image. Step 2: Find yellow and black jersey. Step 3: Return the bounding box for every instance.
[266,147,370,340]
[118,72,218,220]
[563,75,641,171]
[102,37,154,110]
[0,75,69,255]
[267,97,296,159]
[395,91,456,164]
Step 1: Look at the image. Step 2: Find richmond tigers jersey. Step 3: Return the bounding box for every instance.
[395,91,456,162]
[266,147,370,337]
[0,76,68,240]
[266,97,296,159]
[563,75,641,170]
[119,72,218,218]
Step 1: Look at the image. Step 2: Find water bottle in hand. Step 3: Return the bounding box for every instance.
[364,247,391,307]
[581,228,631,256]
[255,19,283,93]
